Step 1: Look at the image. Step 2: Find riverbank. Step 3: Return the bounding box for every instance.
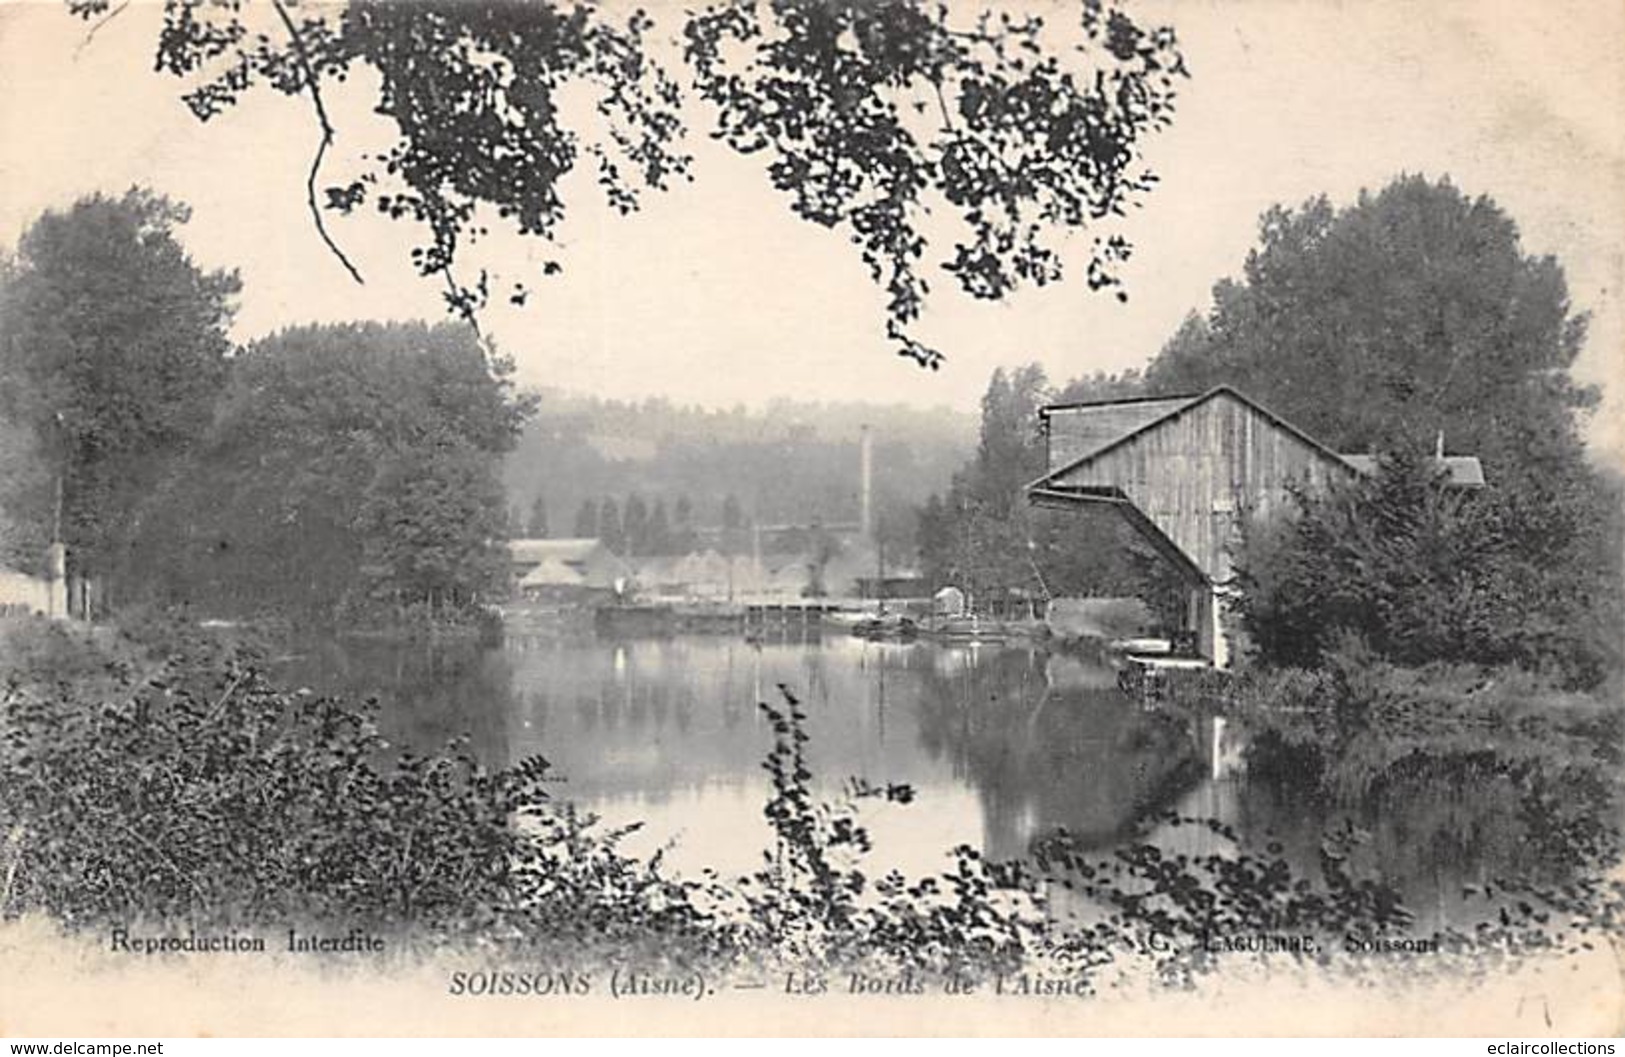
[3,615,1622,1000]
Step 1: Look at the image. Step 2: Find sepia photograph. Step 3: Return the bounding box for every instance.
[0,0,1621,1039]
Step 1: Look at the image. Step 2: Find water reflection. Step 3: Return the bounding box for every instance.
[280,634,1209,875]
[279,633,516,765]
[277,632,1616,930]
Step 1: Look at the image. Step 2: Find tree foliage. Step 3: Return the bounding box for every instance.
[0,419,54,576]
[0,189,239,594]
[136,322,528,620]
[1141,175,1620,685]
[572,498,599,538]
[0,619,710,945]
[597,496,624,554]
[354,444,512,612]
[64,0,1187,367]
[1235,452,1620,688]
[523,495,549,538]
[510,396,966,558]
[916,364,1045,601]
[1143,175,1596,478]
[570,492,680,556]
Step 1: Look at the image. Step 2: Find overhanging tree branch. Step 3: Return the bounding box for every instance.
[270,0,364,286]
[931,76,955,133]
[82,0,1187,368]
[440,265,497,362]
[72,0,130,59]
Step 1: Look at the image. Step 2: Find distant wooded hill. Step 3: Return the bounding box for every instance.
[502,390,976,543]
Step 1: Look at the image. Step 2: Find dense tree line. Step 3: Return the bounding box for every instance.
[0,191,528,624]
[1235,450,1618,688]
[64,0,1187,369]
[136,321,527,621]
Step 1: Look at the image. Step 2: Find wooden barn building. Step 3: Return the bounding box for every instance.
[1028,386,1482,667]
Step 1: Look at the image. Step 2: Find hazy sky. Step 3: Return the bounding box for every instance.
[1,0,1621,454]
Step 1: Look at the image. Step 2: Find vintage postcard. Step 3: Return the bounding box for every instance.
[0,0,1621,1038]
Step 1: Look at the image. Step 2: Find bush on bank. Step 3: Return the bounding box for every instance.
[1232,450,1622,692]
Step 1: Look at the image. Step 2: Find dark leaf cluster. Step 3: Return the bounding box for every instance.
[687,0,1185,365]
[71,0,1185,365]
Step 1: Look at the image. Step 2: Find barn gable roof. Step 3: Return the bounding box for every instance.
[1036,395,1195,471]
[1031,385,1485,490]
[1031,385,1353,491]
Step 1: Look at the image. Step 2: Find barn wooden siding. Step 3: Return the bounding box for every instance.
[1045,397,1190,471]
[1044,390,1357,583]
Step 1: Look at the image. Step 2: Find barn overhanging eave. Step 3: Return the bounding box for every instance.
[1028,486,1208,586]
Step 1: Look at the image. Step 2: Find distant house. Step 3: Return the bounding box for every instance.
[630,550,801,601]
[0,566,52,617]
[1029,385,1483,667]
[506,538,630,602]
[618,539,922,603]
[829,541,925,599]
[0,544,67,619]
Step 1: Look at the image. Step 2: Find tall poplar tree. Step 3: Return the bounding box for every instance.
[0,189,239,603]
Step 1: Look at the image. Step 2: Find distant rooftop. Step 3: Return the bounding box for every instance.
[1338,454,1486,488]
[518,557,587,587]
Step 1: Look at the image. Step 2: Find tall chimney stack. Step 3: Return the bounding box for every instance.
[859,425,873,540]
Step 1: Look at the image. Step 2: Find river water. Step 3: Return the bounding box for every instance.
[275,629,1580,930]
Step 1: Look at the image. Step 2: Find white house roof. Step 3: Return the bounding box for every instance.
[518,557,587,588]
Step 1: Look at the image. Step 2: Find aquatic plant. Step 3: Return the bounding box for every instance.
[731,686,1067,979]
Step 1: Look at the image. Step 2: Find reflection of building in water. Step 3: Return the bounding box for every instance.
[1043,652,1120,691]
[281,634,1578,934]
[908,647,1204,863]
